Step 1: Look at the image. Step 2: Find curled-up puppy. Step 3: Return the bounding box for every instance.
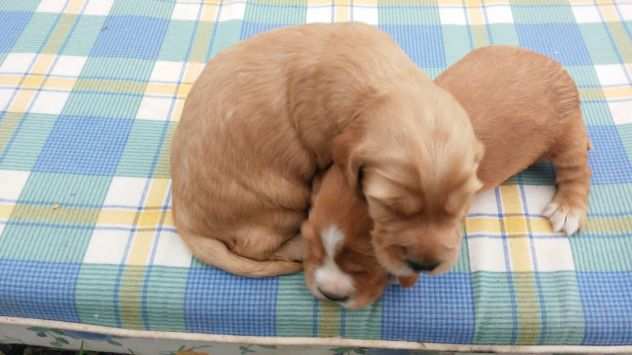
[304,45,592,306]
[170,23,480,277]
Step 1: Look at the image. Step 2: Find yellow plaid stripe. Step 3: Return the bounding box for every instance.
[0,204,15,222]
[0,113,22,158]
[319,301,342,336]
[119,179,171,328]
[333,0,352,22]
[3,72,629,116]
[598,4,632,63]
[1,0,84,155]
[120,266,146,329]
[499,185,541,343]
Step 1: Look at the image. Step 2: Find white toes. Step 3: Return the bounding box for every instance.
[562,209,581,236]
[550,209,567,232]
[542,202,559,218]
[543,202,584,236]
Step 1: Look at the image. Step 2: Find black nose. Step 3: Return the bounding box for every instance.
[318,288,350,303]
[407,259,440,272]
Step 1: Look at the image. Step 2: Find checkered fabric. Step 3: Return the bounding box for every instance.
[1,0,631,347]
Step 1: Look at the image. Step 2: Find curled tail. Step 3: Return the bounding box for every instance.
[179,232,303,277]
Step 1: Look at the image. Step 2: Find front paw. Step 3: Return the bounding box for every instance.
[542,200,586,236]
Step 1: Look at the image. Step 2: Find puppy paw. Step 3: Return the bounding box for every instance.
[388,274,419,288]
[397,275,419,288]
[542,201,586,236]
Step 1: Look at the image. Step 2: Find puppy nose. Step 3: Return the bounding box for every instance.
[318,288,350,303]
[407,259,439,272]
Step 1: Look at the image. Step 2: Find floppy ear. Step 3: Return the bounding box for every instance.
[471,139,485,193]
[309,171,324,207]
[332,125,365,194]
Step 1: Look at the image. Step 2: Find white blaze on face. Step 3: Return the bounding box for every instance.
[314,225,355,299]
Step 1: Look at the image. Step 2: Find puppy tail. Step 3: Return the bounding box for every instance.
[180,232,303,277]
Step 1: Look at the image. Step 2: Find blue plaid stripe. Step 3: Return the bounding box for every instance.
[0,11,33,54]
[379,24,447,68]
[578,272,632,345]
[381,273,475,343]
[91,16,170,60]
[516,23,593,65]
[34,116,134,175]
[0,260,81,322]
[185,266,278,336]
[587,125,632,184]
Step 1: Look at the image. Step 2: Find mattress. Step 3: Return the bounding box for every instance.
[1,0,631,353]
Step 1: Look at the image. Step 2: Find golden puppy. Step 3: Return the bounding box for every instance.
[170,23,480,277]
[304,45,591,304]
[367,45,590,278]
[437,46,591,234]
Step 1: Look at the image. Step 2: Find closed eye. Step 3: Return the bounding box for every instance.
[369,197,401,213]
[371,197,422,219]
[337,251,371,273]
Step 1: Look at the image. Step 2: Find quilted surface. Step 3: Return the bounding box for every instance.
[1,0,632,346]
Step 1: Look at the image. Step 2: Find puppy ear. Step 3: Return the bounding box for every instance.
[309,171,324,207]
[471,140,485,192]
[332,125,365,193]
[301,221,316,240]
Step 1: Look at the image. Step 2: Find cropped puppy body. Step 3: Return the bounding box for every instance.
[304,45,591,305]
[170,23,479,277]
[437,46,591,235]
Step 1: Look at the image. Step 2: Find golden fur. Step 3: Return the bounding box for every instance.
[348,87,484,277]
[437,46,591,233]
[303,45,591,306]
[170,23,479,277]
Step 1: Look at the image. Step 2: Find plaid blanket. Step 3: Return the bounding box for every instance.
[1,0,631,347]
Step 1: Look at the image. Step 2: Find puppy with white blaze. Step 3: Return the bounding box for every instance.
[302,166,390,309]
